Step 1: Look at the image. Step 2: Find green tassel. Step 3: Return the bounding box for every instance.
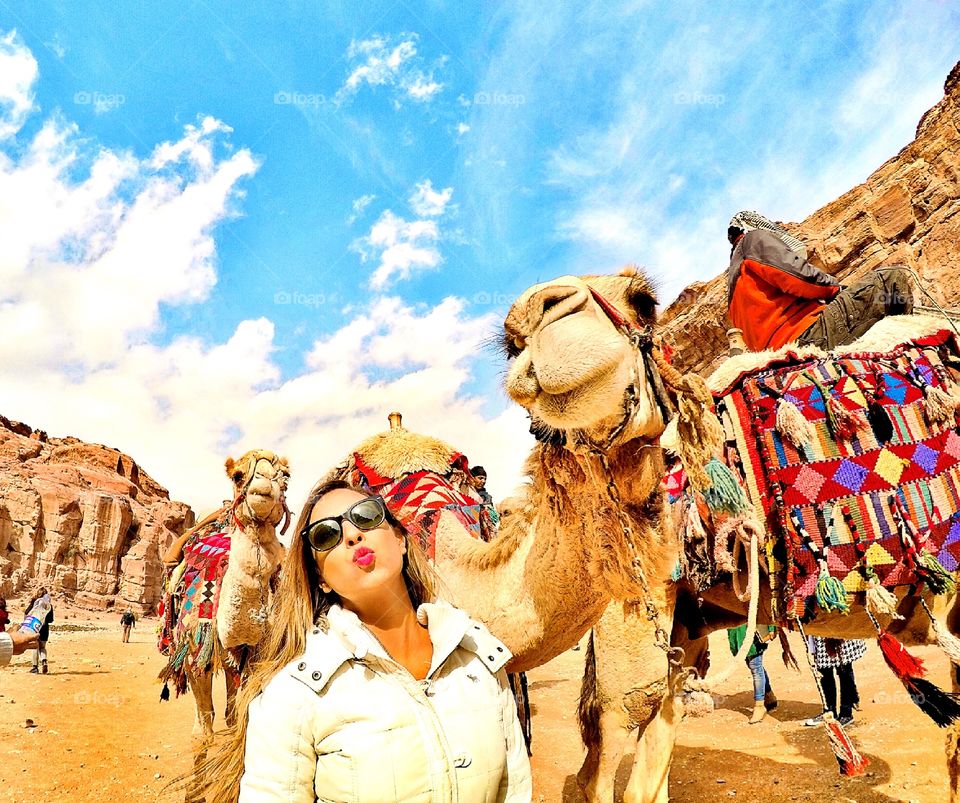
[196,623,215,669]
[170,639,190,671]
[919,551,957,596]
[702,458,749,514]
[816,564,850,614]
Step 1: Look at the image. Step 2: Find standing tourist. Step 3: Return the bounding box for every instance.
[190,480,532,802]
[120,608,136,643]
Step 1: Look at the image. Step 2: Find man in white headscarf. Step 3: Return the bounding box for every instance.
[727,210,913,352]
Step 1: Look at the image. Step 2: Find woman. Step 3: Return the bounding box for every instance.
[727,624,778,724]
[804,636,865,727]
[195,480,531,802]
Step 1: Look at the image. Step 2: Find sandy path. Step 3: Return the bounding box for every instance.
[0,609,951,802]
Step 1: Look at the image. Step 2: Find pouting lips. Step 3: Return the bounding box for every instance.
[353,547,375,567]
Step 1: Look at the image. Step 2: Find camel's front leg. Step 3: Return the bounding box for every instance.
[224,664,243,728]
[575,630,636,802]
[187,668,216,744]
[576,600,674,803]
[623,693,677,803]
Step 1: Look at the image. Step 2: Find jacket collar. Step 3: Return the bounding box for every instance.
[288,599,512,694]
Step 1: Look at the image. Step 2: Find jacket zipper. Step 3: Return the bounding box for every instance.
[358,624,459,803]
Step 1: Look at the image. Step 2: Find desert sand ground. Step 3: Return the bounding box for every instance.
[0,601,952,802]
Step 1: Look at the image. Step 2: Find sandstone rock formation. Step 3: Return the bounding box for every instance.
[0,415,194,613]
[660,60,960,377]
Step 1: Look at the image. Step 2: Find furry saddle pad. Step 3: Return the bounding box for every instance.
[710,318,960,618]
[334,428,494,560]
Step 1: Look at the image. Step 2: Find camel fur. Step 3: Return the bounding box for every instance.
[161,449,289,744]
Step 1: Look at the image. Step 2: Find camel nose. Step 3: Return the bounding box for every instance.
[524,285,588,333]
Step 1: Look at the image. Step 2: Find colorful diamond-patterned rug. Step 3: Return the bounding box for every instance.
[157,516,233,695]
[714,327,960,619]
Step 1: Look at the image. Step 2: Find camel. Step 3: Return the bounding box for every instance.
[321,270,687,802]
[157,449,289,743]
[495,270,960,802]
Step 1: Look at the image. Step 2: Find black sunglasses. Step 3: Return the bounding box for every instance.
[301,495,388,552]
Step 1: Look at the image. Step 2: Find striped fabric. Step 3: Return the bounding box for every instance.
[717,328,960,619]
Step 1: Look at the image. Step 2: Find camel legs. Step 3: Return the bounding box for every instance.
[944,594,960,802]
[224,665,242,729]
[623,693,677,803]
[575,599,674,803]
[187,668,216,743]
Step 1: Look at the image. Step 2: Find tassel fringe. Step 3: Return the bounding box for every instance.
[918,551,957,596]
[775,398,814,449]
[823,712,870,776]
[902,677,960,728]
[878,630,926,679]
[867,400,894,443]
[702,458,749,514]
[815,566,850,614]
[159,682,170,702]
[937,628,960,666]
[878,628,960,728]
[828,397,868,441]
[924,384,959,425]
[865,581,902,620]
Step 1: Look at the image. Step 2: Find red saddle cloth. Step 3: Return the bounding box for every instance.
[715,328,960,619]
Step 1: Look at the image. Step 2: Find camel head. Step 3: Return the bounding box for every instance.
[503,268,669,447]
[225,449,290,532]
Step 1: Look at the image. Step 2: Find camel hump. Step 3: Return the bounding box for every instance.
[353,428,464,479]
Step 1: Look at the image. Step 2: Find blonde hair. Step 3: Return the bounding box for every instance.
[182,480,437,803]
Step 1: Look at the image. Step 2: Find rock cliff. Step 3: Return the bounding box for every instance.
[0,416,194,613]
[660,61,960,377]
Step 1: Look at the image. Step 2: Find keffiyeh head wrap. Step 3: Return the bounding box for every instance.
[729,210,808,257]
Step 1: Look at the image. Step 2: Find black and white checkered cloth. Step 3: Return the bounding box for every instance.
[808,636,867,669]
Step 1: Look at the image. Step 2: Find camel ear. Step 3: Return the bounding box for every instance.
[225,457,243,483]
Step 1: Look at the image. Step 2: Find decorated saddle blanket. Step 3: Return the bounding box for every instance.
[712,324,960,619]
[157,515,234,694]
[349,451,493,559]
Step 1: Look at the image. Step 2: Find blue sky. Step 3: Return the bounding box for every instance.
[0,1,957,512]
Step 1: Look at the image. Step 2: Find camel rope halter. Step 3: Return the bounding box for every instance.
[227,449,291,626]
[581,288,763,693]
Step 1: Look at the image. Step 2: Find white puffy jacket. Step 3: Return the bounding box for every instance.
[239,600,532,802]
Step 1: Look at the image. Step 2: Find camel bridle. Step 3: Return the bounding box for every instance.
[230,451,292,536]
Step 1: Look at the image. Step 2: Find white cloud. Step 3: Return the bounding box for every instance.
[408,179,453,217]
[0,31,38,139]
[346,193,376,225]
[337,33,445,105]
[351,179,458,289]
[352,210,442,290]
[0,35,532,518]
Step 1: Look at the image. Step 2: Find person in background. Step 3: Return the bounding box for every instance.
[120,608,136,643]
[26,588,54,674]
[471,465,501,529]
[804,636,865,727]
[0,598,9,631]
[727,623,778,723]
[726,210,913,353]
